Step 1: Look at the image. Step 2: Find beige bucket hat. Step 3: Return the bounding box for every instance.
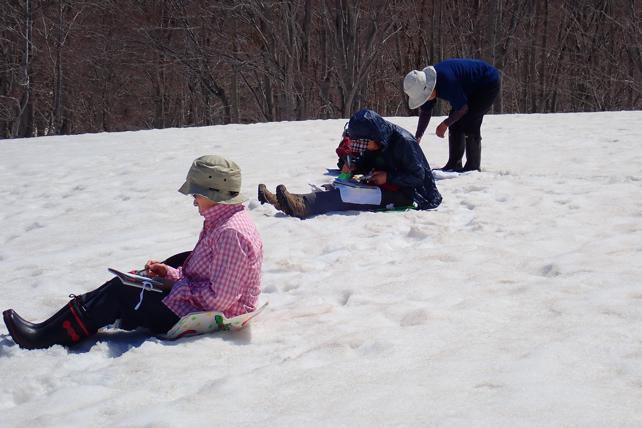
[178,155,248,204]
[403,66,437,109]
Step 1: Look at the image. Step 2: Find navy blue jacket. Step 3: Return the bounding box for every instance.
[347,109,442,210]
[424,58,500,111]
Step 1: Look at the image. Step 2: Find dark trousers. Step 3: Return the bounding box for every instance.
[79,252,190,334]
[450,83,500,137]
[307,188,413,217]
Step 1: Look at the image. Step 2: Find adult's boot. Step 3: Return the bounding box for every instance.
[3,296,96,350]
[275,186,396,218]
[258,184,282,211]
[460,135,482,172]
[275,185,312,219]
[438,130,465,171]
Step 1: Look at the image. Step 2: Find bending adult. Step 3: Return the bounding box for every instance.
[404,58,500,172]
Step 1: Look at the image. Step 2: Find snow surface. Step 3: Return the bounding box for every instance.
[1,112,641,427]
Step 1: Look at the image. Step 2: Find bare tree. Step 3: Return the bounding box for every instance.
[35,0,84,135]
[0,0,35,138]
[319,0,400,116]
[233,0,312,121]
[2,0,642,139]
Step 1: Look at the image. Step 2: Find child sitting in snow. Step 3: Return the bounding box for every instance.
[258,109,442,219]
[3,155,263,349]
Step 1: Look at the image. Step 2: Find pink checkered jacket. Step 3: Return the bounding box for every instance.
[162,204,263,318]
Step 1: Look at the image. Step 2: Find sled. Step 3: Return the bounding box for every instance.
[161,301,269,340]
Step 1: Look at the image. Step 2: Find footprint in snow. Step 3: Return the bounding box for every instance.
[461,200,475,210]
[539,263,561,277]
[406,226,429,240]
[339,290,352,306]
[400,308,430,327]
[25,222,45,232]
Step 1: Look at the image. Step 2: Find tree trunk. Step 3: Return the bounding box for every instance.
[15,0,34,138]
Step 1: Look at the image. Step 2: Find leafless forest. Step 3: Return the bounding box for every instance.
[1,0,641,139]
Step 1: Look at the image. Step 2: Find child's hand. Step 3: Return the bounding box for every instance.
[145,261,169,278]
[368,171,388,185]
[340,164,353,174]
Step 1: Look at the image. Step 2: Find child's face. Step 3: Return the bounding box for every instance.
[366,140,381,151]
[193,194,216,215]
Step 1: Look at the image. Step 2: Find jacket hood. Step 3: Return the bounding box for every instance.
[346,109,393,149]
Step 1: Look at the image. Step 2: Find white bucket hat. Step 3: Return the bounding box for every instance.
[403,66,437,109]
[178,155,248,204]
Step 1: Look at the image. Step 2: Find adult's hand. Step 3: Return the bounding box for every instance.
[436,121,448,138]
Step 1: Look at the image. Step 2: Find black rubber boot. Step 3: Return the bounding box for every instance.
[438,130,465,171]
[460,135,481,172]
[3,297,96,350]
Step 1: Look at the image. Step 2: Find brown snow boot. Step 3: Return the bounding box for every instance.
[276,185,312,219]
[258,184,282,210]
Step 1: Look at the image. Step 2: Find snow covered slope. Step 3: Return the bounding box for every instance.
[1,111,641,427]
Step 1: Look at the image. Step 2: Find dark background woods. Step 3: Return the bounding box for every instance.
[1,0,641,139]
